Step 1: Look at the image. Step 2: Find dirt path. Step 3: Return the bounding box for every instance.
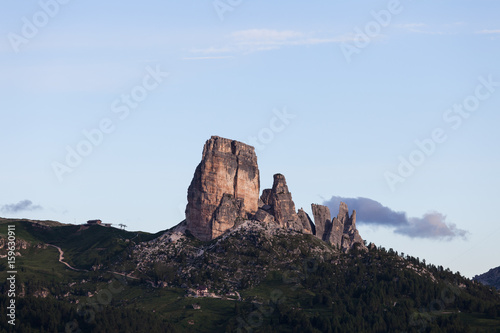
[108,270,140,280]
[47,244,142,280]
[47,244,88,272]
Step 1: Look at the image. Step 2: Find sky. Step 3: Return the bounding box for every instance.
[1,0,499,278]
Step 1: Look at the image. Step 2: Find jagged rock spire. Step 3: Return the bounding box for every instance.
[311,202,365,250]
[257,174,314,234]
[260,174,298,228]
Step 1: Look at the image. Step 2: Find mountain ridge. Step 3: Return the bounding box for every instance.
[474,266,500,290]
[1,136,499,331]
[1,215,500,332]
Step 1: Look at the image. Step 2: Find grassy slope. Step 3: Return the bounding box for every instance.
[0,218,165,269]
[1,218,499,332]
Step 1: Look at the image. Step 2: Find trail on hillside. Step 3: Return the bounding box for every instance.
[47,244,142,281]
[108,270,140,280]
[47,244,89,272]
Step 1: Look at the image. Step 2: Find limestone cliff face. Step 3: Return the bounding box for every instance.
[211,194,244,239]
[185,136,260,241]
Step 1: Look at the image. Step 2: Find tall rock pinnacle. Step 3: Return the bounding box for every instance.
[311,204,331,241]
[260,174,298,228]
[257,174,313,234]
[185,136,260,241]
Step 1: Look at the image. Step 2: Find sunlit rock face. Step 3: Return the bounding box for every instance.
[185,136,260,241]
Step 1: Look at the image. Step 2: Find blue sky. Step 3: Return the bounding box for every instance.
[1,0,499,278]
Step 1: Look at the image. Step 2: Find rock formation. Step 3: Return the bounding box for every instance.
[256,174,315,234]
[311,204,331,241]
[311,202,365,250]
[341,209,365,250]
[326,216,345,248]
[211,194,244,239]
[185,136,260,241]
[327,202,350,247]
[254,207,276,224]
[184,135,364,250]
[297,208,315,235]
[259,174,299,229]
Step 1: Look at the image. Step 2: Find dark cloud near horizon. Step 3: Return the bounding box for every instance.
[324,196,468,240]
[1,200,42,214]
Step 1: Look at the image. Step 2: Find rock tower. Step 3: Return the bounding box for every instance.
[185,136,260,241]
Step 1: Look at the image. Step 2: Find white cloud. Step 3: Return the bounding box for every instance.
[191,29,349,56]
[396,23,446,35]
[182,56,235,60]
[476,29,500,34]
[231,29,304,43]
[395,212,468,240]
[398,23,427,29]
[444,21,465,27]
[190,46,234,54]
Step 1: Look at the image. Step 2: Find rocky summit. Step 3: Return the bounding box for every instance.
[185,135,365,250]
[185,136,260,241]
[258,173,304,232]
[474,266,500,290]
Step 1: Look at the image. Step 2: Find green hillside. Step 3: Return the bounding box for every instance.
[0,219,164,269]
[0,218,499,332]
